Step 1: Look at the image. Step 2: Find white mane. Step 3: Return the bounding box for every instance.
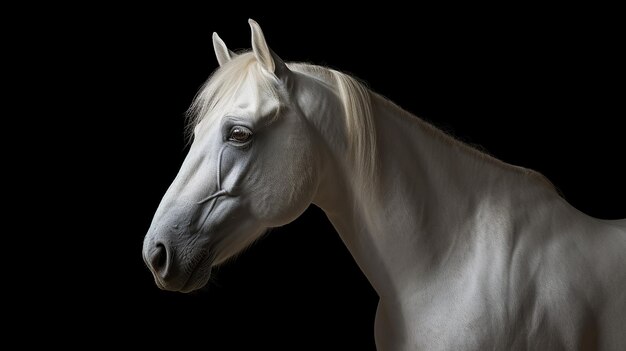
[186,53,281,135]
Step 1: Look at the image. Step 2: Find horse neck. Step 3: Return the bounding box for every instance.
[312,90,560,300]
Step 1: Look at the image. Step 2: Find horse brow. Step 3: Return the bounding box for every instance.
[237,100,282,127]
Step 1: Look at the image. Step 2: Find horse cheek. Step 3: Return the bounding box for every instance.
[255,143,317,226]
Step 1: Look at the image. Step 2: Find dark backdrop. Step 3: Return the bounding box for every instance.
[51,6,624,349]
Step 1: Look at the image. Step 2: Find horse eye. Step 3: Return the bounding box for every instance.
[229,126,252,143]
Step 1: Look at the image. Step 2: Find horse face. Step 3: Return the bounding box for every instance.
[143,22,321,292]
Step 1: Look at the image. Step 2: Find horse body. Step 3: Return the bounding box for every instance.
[307,87,626,350]
[144,20,626,350]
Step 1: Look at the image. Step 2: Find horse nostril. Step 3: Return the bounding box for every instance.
[150,242,169,276]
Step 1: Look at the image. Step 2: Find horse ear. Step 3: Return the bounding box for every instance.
[212,32,236,67]
[248,19,289,78]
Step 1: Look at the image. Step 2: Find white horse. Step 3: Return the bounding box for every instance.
[143,20,626,350]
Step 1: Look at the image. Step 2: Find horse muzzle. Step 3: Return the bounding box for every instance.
[143,235,212,293]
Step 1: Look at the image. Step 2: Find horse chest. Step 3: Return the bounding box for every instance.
[375,286,501,350]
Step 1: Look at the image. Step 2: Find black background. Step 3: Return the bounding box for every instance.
[39,5,625,349]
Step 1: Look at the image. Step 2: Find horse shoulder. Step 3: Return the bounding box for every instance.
[533,210,626,350]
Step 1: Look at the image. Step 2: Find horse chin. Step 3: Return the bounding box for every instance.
[179,256,212,293]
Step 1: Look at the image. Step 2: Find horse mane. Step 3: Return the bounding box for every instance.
[187,53,377,186]
[186,53,281,139]
[288,63,378,186]
[288,63,556,192]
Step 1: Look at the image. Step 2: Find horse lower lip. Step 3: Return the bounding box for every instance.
[153,277,166,290]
